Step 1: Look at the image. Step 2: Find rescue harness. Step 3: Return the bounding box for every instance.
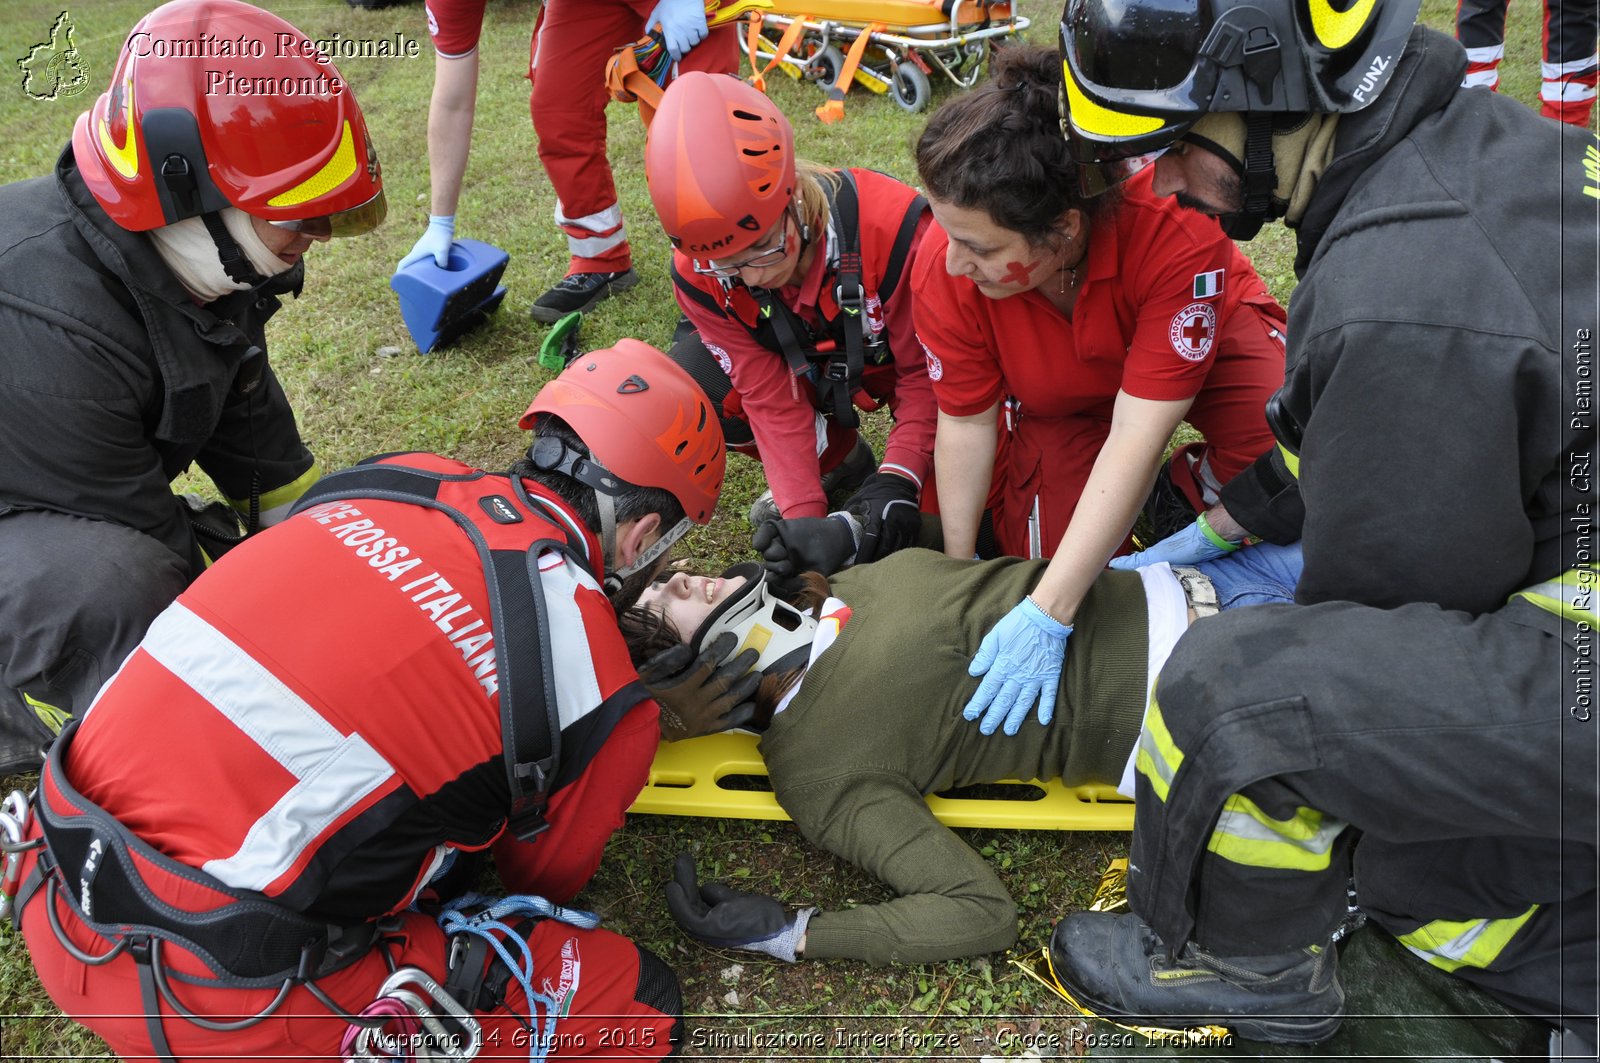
[10,459,642,1062]
[672,169,927,430]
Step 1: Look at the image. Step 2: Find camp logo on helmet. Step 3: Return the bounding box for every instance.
[18,11,90,102]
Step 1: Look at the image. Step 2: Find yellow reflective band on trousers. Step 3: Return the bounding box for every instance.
[1277,441,1300,480]
[1399,905,1539,973]
[22,692,71,735]
[1205,793,1346,872]
[1513,564,1598,627]
[1134,690,1185,803]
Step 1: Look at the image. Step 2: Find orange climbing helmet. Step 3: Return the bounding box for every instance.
[643,72,795,259]
[519,339,725,525]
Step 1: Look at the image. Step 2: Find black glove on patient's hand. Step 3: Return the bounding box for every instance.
[844,471,921,564]
[637,632,760,741]
[665,853,813,961]
[752,516,859,585]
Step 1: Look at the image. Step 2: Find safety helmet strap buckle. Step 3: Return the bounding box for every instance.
[528,435,628,497]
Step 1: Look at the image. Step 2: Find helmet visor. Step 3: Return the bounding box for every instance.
[268,187,387,239]
[1058,14,1213,163]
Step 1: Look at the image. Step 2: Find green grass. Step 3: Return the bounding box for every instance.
[0,0,1556,1057]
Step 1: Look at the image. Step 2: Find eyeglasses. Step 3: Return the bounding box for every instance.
[692,213,792,279]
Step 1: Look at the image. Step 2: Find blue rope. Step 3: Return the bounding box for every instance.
[436,892,601,1063]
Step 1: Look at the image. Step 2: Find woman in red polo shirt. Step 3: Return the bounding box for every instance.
[644,72,935,561]
[913,45,1286,737]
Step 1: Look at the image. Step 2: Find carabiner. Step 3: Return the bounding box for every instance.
[349,967,481,1062]
[0,789,41,922]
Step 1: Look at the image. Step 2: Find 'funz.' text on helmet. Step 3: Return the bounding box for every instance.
[1350,53,1391,105]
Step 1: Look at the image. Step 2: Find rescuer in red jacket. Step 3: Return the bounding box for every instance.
[9,342,746,1061]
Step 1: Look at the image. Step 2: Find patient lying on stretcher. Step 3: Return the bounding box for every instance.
[621,538,1304,965]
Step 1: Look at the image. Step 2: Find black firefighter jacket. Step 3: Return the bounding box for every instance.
[1221,26,1597,615]
[0,146,316,576]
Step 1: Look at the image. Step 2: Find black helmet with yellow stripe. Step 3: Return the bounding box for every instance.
[1059,0,1421,165]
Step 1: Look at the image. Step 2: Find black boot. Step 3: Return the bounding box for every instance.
[530,269,639,323]
[1142,460,1201,541]
[1049,912,1345,1044]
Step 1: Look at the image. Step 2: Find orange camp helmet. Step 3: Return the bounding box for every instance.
[644,72,795,259]
[519,340,725,525]
[72,0,385,236]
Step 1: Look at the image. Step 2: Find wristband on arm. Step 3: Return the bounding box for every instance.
[1196,511,1243,553]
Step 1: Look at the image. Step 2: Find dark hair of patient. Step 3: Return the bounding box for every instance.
[914,43,1120,246]
[619,572,834,729]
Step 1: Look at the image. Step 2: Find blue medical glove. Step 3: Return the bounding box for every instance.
[1108,513,1240,570]
[646,0,709,61]
[397,214,455,271]
[963,597,1073,737]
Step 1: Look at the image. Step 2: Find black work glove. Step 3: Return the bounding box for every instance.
[752,515,860,587]
[637,631,761,741]
[844,470,922,564]
[665,853,814,961]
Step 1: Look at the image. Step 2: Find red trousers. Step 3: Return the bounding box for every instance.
[17,845,679,1061]
[991,302,1284,559]
[529,0,738,273]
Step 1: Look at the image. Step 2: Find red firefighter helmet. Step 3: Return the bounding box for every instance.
[644,72,795,259]
[519,340,725,525]
[71,0,385,235]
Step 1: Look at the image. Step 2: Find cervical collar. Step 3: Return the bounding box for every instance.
[690,562,817,677]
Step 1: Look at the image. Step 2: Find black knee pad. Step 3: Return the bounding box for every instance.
[633,945,684,1056]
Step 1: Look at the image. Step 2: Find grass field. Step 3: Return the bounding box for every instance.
[0,0,1562,1057]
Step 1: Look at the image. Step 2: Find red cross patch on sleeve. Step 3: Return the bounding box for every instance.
[1168,302,1217,362]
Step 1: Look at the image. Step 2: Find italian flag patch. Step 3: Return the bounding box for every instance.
[1192,269,1224,299]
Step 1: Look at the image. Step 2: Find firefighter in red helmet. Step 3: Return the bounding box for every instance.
[0,0,387,773]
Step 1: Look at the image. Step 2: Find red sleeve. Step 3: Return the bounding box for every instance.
[912,224,1006,417]
[1117,198,1237,402]
[674,270,830,518]
[425,0,488,57]
[878,211,937,488]
[491,700,660,903]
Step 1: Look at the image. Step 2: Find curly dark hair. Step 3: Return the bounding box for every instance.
[914,43,1121,248]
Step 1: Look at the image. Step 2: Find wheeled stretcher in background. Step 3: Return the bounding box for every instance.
[740,0,1030,120]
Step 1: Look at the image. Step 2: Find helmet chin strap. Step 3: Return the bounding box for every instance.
[527,434,689,596]
[1181,112,1280,241]
[200,211,271,288]
[601,490,693,596]
[1219,114,1278,240]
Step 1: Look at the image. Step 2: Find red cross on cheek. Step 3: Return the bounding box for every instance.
[999,259,1043,286]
